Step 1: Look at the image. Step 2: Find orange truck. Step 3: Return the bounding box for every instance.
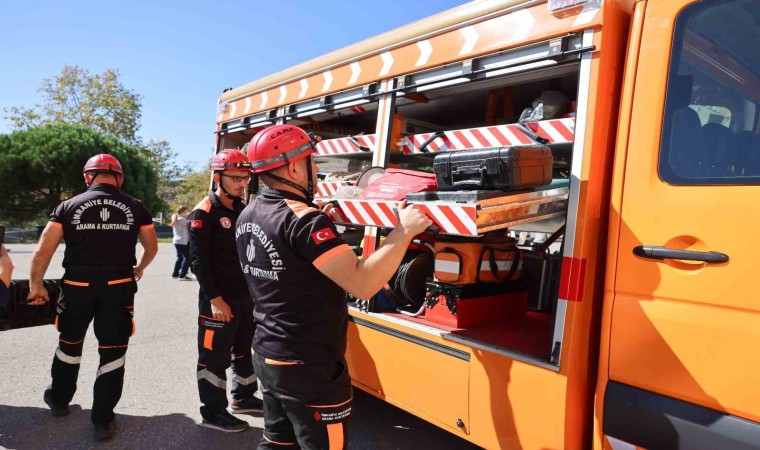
[214,0,760,448]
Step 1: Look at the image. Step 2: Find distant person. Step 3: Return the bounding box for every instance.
[27,154,158,442]
[171,206,192,280]
[0,244,13,307]
[188,149,262,433]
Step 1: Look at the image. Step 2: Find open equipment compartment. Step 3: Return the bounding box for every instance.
[325,35,586,365]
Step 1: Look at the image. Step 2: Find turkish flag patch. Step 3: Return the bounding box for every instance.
[190,220,203,229]
[311,227,336,245]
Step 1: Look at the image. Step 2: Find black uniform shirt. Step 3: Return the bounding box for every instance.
[235,188,352,364]
[49,184,153,269]
[188,191,248,302]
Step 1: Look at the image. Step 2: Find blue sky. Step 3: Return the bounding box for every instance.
[0,0,465,170]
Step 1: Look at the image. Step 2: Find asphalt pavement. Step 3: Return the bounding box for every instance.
[0,243,481,450]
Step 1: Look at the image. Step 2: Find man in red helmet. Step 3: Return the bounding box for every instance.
[27,153,158,441]
[236,125,432,449]
[188,149,262,433]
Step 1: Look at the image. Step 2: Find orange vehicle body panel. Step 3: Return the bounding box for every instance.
[593,0,648,446]
[605,0,760,424]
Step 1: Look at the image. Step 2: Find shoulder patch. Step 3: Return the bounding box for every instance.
[284,199,319,218]
[192,197,212,213]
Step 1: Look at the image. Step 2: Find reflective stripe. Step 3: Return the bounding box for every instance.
[263,434,296,446]
[197,369,227,389]
[233,374,257,386]
[96,355,126,378]
[107,278,133,285]
[63,279,90,287]
[55,348,82,365]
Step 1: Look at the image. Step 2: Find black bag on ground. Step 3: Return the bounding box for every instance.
[0,280,59,331]
[433,145,553,191]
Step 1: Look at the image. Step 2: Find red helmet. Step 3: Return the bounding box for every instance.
[211,149,251,171]
[247,125,315,173]
[83,154,123,175]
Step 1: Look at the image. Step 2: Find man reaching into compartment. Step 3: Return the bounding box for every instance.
[189,149,262,433]
[237,125,433,449]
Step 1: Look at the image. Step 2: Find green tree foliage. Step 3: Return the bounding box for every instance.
[171,164,212,214]
[0,124,162,226]
[140,139,194,219]
[4,65,142,143]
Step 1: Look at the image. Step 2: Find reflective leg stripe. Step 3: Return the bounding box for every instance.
[233,374,257,385]
[327,423,344,450]
[262,433,296,446]
[96,355,126,378]
[63,280,90,287]
[107,278,133,285]
[55,348,82,365]
[197,369,227,389]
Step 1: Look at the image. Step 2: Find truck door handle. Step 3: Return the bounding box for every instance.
[633,246,729,263]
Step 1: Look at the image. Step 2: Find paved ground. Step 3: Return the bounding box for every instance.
[0,243,481,450]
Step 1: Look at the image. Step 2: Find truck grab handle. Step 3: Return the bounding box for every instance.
[633,246,729,264]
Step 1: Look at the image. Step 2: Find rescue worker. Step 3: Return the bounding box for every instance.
[27,154,158,441]
[189,149,262,433]
[236,125,433,449]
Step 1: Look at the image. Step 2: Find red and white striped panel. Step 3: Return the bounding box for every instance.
[334,200,478,236]
[315,181,354,198]
[315,134,377,156]
[326,204,351,223]
[397,118,575,154]
[415,203,477,236]
[335,200,399,228]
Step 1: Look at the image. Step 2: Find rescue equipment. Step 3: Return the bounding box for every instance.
[434,234,521,284]
[0,280,59,330]
[354,169,438,201]
[83,154,123,175]
[210,149,251,171]
[433,146,553,191]
[424,281,528,328]
[247,125,317,199]
[383,246,434,316]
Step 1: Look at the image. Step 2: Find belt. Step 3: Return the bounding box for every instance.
[65,265,133,273]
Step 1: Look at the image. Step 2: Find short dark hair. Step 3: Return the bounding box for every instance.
[177,206,188,214]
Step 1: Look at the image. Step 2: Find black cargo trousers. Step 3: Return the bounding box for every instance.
[197,294,257,419]
[49,269,136,426]
[253,353,353,450]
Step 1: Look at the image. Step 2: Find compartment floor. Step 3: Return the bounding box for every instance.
[382,310,553,359]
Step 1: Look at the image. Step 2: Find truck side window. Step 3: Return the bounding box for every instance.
[659,0,760,185]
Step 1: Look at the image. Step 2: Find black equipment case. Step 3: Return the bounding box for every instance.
[433,145,553,191]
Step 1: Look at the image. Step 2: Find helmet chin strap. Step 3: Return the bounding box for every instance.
[86,172,122,188]
[261,156,315,201]
[217,173,243,199]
